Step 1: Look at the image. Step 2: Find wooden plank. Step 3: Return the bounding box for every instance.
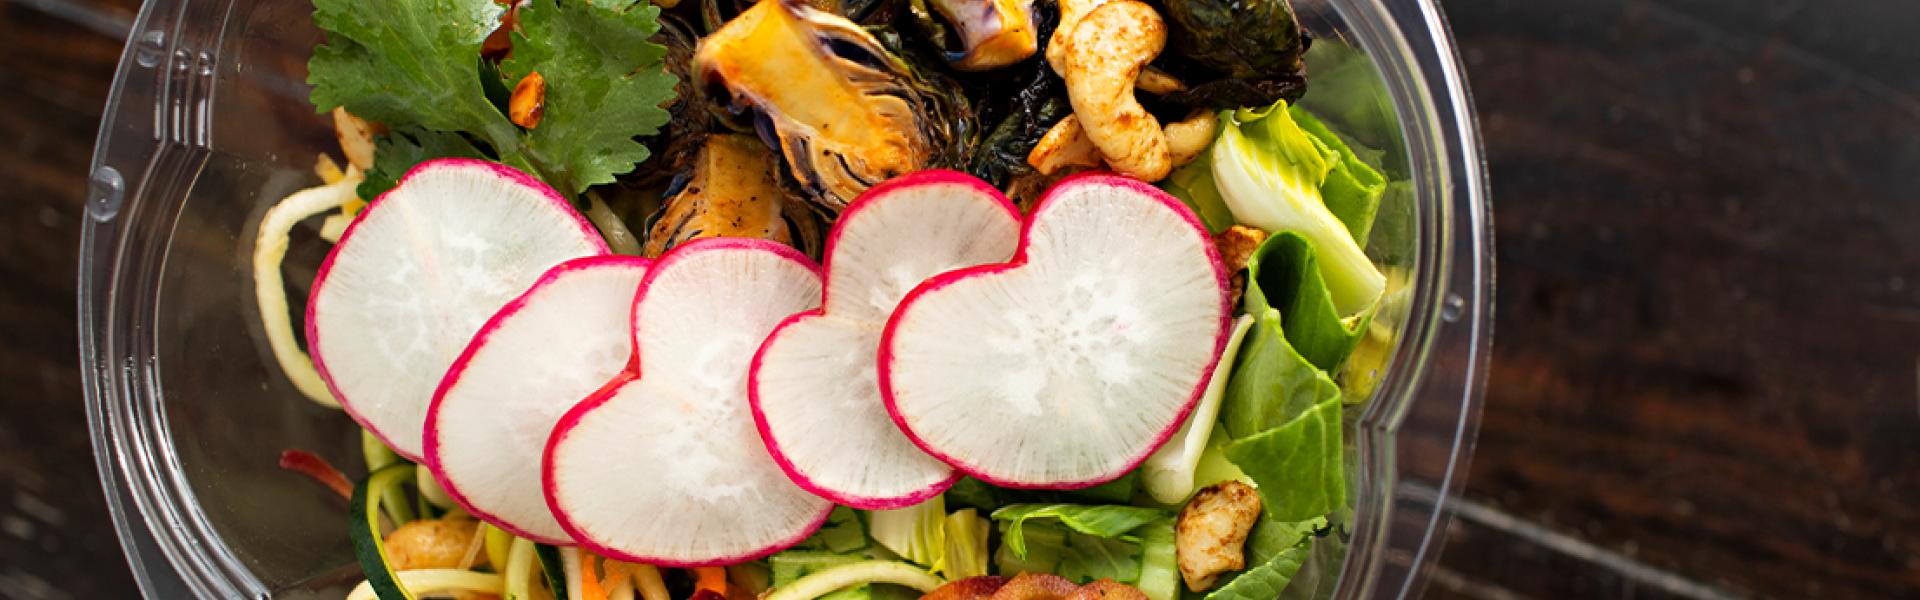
[0,0,139,597]
[1435,0,1920,597]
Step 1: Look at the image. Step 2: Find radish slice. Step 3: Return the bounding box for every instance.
[752,171,1022,508]
[423,256,649,544]
[545,238,831,565]
[879,173,1232,489]
[308,158,609,460]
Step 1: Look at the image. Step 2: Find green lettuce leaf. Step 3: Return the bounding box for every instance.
[1056,532,1141,583]
[990,504,1169,558]
[990,518,1180,600]
[1246,233,1372,372]
[1198,543,1309,600]
[1290,109,1385,247]
[1134,518,1179,600]
[1219,303,1339,439]
[1162,148,1235,234]
[791,506,870,554]
[944,478,1008,513]
[1225,399,1344,521]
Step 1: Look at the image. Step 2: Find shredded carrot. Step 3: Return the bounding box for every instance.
[579,555,608,600]
[693,566,728,600]
[277,449,353,499]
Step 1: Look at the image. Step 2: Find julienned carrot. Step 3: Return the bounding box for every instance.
[693,566,728,600]
[579,554,608,600]
[278,449,353,499]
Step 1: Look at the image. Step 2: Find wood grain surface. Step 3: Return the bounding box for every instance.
[0,0,1916,598]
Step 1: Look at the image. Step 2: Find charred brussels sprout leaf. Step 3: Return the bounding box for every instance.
[1163,0,1306,79]
[1154,0,1310,110]
[695,0,971,213]
[965,60,1069,192]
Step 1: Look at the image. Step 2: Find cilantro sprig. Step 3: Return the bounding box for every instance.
[308,0,676,198]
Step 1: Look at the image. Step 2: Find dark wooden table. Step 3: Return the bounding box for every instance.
[2,0,1916,598]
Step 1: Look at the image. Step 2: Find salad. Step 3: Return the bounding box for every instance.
[254,0,1403,598]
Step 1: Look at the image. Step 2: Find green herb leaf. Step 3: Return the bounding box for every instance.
[501,0,675,196]
[359,127,487,198]
[309,0,676,198]
[309,0,512,138]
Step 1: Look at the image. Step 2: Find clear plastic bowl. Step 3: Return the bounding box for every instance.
[81,0,1491,596]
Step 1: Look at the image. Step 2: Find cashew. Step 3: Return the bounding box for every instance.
[1045,0,1111,75]
[1164,110,1218,168]
[1174,481,1262,591]
[1134,66,1185,95]
[1062,1,1170,181]
[1027,115,1105,174]
[331,107,379,172]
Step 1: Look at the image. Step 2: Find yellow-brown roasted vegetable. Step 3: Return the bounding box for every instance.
[694,0,966,213]
[643,134,799,257]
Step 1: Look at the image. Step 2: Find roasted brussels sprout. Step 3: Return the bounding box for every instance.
[1162,0,1305,78]
[695,0,968,213]
[914,0,1039,70]
[964,58,1070,198]
[1155,0,1310,109]
[702,0,899,32]
[630,14,714,188]
[644,134,813,257]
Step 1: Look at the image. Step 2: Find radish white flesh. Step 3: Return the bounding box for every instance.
[545,238,831,565]
[880,173,1232,489]
[309,159,608,460]
[424,256,648,544]
[752,171,1022,509]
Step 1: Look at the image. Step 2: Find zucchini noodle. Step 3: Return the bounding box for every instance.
[346,569,502,600]
[585,190,644,256]
[505,537,542,600]
[253,166,363,408]
[763,561,943,600]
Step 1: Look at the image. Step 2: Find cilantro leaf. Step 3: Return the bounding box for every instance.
[358,127,487,198]
[309,0,676,198]
[308,0,515,142]
[502,0,675,196]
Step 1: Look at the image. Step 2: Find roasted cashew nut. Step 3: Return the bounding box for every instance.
[1046,0,1110,75]
[1062,0,1171,181]
[1164,109,1219,168]
[1027,114,1105,175]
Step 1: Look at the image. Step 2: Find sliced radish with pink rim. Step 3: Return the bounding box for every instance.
[879,173,1232,489]
[545,238,831,565]
[309,158,607,460]
[751,171,1022,509]
[423,256,648,544]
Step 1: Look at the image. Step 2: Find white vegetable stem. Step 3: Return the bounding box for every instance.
[1211,122,1385,317]
[1141,314,1254,504]
[252,167,363,409]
